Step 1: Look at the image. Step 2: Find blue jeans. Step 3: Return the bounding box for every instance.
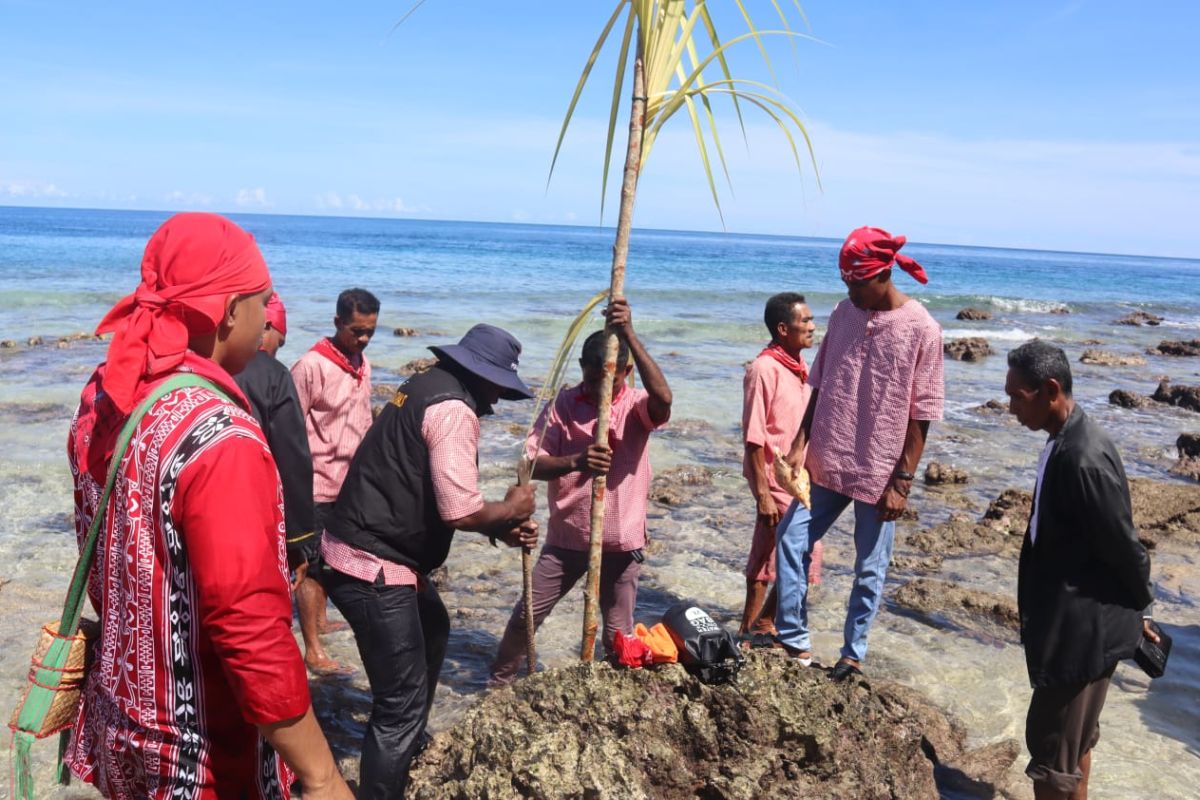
[774,484,896,662]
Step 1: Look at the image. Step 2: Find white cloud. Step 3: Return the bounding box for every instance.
[314,191,425,215]
[235,187,272,208]
[0,179,68,198]
[164,190,213,207]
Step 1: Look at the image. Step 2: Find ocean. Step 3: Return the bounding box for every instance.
[0,206,1197,797]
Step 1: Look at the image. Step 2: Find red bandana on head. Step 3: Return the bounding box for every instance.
[265,292,287,337]
[839,226,928,285]
[96,213,271,414]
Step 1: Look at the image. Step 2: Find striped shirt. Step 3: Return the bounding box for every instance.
[321,399,483,584]
[527,383,662,552]
[290,343,373,502]
[806,298,944,504]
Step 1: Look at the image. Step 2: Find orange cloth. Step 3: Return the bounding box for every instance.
[634,623,678,664]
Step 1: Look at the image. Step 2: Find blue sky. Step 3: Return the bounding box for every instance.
[2,1,1197,256]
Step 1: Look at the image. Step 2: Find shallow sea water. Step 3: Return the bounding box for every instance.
[1,208,1198,798]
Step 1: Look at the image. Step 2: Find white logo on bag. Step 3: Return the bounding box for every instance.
[685,607,719,633]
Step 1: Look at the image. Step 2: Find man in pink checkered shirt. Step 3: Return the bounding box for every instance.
[776,226,944,681]
[490,298,672,684]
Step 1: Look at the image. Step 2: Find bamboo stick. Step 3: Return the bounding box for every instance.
[517,457,537,675]
[581,55,646,661]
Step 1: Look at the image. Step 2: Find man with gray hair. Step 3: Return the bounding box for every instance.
[1004,339,1156,800]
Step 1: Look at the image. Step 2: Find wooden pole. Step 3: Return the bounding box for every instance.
[516,458,537,675]
[581,55,646,661]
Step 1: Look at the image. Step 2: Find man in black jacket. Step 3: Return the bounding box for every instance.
[233,292,316,578]
[322,323,538,799]
[1004,340,1156,800]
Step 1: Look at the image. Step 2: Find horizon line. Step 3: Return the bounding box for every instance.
[1,202,1195,264]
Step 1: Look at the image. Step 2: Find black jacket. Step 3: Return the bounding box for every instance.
[330,366,476,574]
[234,351,315,548]
[1018,405,1153,688]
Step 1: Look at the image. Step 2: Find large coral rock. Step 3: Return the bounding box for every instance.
[891,578,1020,643]
[1079,349,1145,367]
[1151,380,1200,413]
[943,338,995,362]
[650,465,715,506]
[407,654,1018,800]
[1154,339,1200,356]
[1115,311,1163,326]
[924,461,969,486]
[1109,389,1150,409]
[955,307,992,321]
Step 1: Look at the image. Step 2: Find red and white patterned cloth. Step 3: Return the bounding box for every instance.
[527,383,663,552]
[321,399,483,584]
[66,353,309,799]
[290,341,373,503]
[806,299,944,504]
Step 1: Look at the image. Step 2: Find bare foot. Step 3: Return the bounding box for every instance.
[305,655,355,677]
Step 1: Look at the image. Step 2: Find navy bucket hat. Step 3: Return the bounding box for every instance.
[429,324,534,401]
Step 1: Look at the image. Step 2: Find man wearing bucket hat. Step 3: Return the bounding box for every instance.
[776,226,944,681]
[321,323,539,799]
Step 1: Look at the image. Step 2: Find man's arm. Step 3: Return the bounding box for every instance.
[531,446,611,480]
[1078,463,1154,609]
[447,482,538,546]
[607,298,672,425]
[876,418,931,521]
[746,444,780,527]
[786,388,819,469]
[259,709,352,799]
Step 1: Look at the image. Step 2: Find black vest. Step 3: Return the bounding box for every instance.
[330,366,476,574]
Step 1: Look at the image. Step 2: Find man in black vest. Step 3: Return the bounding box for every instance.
[322,324,538,799]
[1004,340,1156,800]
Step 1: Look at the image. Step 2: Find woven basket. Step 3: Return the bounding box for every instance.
[8,618,98,738]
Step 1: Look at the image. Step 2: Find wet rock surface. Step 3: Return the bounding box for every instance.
[971,399,1008,415]
[1151,380,1200,413]
[1154,339,1200,357]
[1109,389,1150,409]
[393,327,419,336]
[1079,349,1146,367]
[1175,434,1200,481]
[650,465,716,506]
[891,578,1019,642]
[956,307,992,321]
[1115,311,1163,326]
[401,357,438,375]
[924,462,969,486]
[944,338,995,362]
[407,653,1020,800]
[1128,478,1200,547]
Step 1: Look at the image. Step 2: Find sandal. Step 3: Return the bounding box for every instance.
[738,632,777,650]
[829,659,863,682]
[770,637,813,666]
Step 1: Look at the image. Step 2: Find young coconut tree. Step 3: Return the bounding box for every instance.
[548,0,819,660]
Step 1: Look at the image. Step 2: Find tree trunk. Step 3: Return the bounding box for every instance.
[581,55,646,660]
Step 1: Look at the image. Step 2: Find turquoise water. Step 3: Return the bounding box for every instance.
[1,206,1198,797]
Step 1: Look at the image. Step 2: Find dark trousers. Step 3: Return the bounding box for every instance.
[325,571,449,800]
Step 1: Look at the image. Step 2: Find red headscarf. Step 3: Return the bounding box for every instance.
[265,292,287,337]
[839,226,928,285]
[96,213,271,413]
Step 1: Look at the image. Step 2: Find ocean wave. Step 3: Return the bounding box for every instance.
[942,326,1042,341]
[985,297,1071,314]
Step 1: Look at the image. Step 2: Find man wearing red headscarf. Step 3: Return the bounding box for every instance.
[775,227,944,681]
[234,292,317,586]
[66,213,351,800]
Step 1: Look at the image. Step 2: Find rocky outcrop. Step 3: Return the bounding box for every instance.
[906,490,1032,557]
[1174,433,1200,480]
[0,339,16,348]
[1151,380,1200,413]
[1109,389,1150,409]
[982,489,1033,535]
[1128,478,1200,548]
[891,578,1019,641]
[955,307,991,321]
[943,338,995,362]
[1079,349,1146,367]
[971,399,1007,415]
[1154,339,1200,357]
[400,357,438,375]
[650,465,715,506]
[393,327,419,337]
[407,654,1020,800]
[924,462,968,486]
[1115,311,1162,326]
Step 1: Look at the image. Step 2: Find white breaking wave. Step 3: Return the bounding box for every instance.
[942,326,1042,341]
[987,297,1070,314]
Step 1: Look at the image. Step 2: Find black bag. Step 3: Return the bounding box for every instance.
[660,603,744,685]
[1133,620,1172,679]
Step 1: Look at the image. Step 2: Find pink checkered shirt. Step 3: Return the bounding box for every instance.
[290,346,373,503]
[806,299,943,504]
[528,383,662,552]
[321,399,483,584]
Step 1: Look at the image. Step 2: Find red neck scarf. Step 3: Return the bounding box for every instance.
[311,337,366,383]
[759,342,808,381]
[839,226,928,285]
[95,213,271,414]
